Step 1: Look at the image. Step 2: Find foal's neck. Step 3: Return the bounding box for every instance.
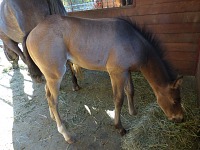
[140,53,171,94]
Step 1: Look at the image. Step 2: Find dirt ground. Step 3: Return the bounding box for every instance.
[0,41,129,150]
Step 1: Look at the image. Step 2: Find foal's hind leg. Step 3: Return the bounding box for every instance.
[45,85,55,120]
[45,78,74,144]
[124,72,137,115]
[109,71,128,136]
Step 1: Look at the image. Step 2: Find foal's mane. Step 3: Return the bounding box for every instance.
[118,17,177,81]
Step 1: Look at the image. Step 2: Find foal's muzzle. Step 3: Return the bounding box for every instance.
[171,117,184,123]
[169,113,184,123]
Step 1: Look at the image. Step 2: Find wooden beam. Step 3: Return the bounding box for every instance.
[163,43,198,52]
[196,42,200,106]
[132,0,200,16]
[131,12,200,24]
[146,23,200,34]
[156,33,200,43]
[137,0,187,6]
[168,60,196,75]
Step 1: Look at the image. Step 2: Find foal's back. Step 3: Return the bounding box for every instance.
[27,15,146,73]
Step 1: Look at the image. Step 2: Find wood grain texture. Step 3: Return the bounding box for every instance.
[165,51,197,61]
[130,12,200,24]
[169,60,196,75]
[196,43,200,106]
[163,43,198,52]
[156,33,200,43]
[130,0,200,16]
[136,0,186,6]
[146,23,200,34]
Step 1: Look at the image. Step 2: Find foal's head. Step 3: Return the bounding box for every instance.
[156,76,184,123]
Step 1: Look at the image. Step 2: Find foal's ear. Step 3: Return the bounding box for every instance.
[170,75,183,89]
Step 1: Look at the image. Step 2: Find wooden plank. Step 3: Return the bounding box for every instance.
[137,0,186,6]
[179,69,195,75]
[196,59,200,106]
[156,33,200,43]
[132,1,200,16]
[168,60,196,75]
[147,23,200,34]
[164,43,199,52]
[165,51,197,61]
[131,12,200,24]
[196,43,200,106]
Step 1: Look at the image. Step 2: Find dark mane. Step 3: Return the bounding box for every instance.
[118,17,177,81]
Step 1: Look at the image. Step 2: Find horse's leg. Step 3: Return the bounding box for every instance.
[109,71,127,136]
[67,61,80,91]
[45,85,55,120]
[45,78,74,144]
[0,33,26,63]
[124,72,137,115]
[22,39,43,82]
[3,43,19,69]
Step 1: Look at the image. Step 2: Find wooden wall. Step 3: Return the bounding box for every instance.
[69,0,200,76]
[196,43,200,106]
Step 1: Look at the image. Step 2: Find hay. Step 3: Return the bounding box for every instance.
[122,73,200,150]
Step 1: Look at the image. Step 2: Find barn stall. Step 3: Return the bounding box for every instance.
[0,0,199,149]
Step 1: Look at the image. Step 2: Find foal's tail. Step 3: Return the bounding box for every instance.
[23,33,43,82]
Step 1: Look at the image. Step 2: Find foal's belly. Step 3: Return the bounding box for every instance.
[68,55,107,71]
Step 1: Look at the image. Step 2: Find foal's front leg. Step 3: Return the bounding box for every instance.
[109,71,127,136]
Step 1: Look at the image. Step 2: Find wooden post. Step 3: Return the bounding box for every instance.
[196,42,200,107]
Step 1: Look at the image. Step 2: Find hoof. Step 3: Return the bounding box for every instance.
[12,63,19,69]
[115,125,127,136]
[129,110,137,116]
[33,76,44,83]
[35,77,44,83]
[119,128,127,136]
[72,85,80,91]
[67,137,76,144]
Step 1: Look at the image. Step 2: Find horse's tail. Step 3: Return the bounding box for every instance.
[72,64,83,79]
[23,33,43,82]
[47,0,67,16]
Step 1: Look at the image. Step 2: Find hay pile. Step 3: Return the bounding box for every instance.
[122,73,200,150]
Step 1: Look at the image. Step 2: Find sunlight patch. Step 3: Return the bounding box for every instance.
[0,74,14,149]
[0,100,14,150]
[106,109,115,120]
[84,105,91,115]
[21,70,33,96]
